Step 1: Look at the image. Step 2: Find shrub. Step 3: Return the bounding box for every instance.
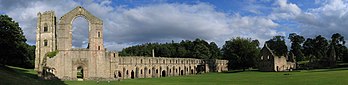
[46,51,59,58]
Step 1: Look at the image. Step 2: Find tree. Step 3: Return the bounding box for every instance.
[330,33,346,61]
[313,35,329,60]
[343,48,348,62]
[288,33,305,61]
[176,46,187,58]
[265,36,287,56]
[303,38,315,62]
[119,38,222,59]
[0,15,33,68]
[222,37,260,70]
[192,39,211,59]
[209,42,221,59]
[303,35,329,63]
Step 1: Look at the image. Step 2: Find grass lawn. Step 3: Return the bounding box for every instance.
[1,65,348,85]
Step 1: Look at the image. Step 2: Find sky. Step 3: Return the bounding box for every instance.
[0,0,347,51]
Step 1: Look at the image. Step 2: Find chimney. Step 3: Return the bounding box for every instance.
[152,49,155,57]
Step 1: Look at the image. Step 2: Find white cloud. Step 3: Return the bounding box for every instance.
[270,0,301,20]
[0,0,288,51]
[294,0,348,39]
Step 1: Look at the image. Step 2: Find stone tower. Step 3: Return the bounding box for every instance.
[34,11,57,73]
[35,6,229,80]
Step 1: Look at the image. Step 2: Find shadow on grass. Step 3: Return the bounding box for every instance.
[222,69,259,73]
[3,65,67,85]
[304,67,348,73]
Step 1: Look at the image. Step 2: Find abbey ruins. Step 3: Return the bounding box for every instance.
[34,6,228,80]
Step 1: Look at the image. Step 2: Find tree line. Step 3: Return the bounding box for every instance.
[119,39,222,59]
[121,33,348,70]
[0,15,35,68]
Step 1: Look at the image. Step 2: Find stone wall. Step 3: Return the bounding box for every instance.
[258,44,296,72]
[113,56,228,79]
[35,6,229,80]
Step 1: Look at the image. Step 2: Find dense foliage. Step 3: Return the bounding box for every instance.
[119,39,222,59]
[265,36,288,56]
[221,37,260,70]
[300,34,348,68]
[303,35,329,62]
[46,51,59,58]
[288,33,305,61]
[0,15,35,68]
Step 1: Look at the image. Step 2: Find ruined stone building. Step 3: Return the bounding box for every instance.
[257,44,296,72]
[34,6,228,80]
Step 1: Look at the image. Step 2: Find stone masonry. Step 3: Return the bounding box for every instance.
[34,6,228,80]
[257,43,296,72]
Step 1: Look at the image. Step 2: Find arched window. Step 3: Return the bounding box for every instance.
[261,56,264,60]
[43,40,48,46]
[98,46,100,50]
[43,23,48,32]
[98,32,101,37]
[141,69,143,74]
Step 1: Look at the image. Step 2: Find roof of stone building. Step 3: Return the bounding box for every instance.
[263,43,276,57]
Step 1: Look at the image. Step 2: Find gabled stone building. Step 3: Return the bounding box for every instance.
[257,44,296,72]
[34,6,228,80]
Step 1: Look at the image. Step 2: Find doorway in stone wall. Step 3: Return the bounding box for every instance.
[131,70,135,79]
[180,70,184,75]
[161,70,166,77]
[77,66,84,80]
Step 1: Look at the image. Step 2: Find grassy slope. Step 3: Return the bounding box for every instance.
[0,66,65,85]
[0,66,41,85]
[1,65,348,85]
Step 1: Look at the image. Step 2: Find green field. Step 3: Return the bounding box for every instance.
[1,65,348,85]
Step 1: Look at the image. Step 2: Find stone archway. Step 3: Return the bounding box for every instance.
[72,58,88,80]
[131,70,135,79]
[180,70,184,75]
[118,71,122,78]
[77,66,84,79]
[161,70,166,77]
[57,6,103,50]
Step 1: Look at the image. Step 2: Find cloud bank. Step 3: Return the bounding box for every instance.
[0,0,347,50]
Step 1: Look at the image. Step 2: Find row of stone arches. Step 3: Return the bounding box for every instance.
[115,65,198,79]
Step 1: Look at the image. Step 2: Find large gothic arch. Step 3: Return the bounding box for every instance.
[57,6,104,50]
[35,6,229,80]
